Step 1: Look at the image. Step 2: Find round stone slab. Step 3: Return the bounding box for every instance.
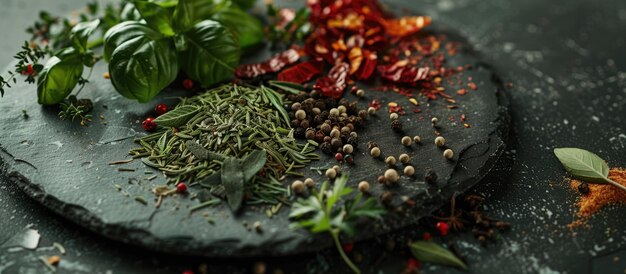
[0,23,509,256]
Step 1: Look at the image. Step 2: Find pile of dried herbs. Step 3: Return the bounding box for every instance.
[130,84,319,206]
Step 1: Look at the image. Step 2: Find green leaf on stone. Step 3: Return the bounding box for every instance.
[409,241,468,270]
[221,157,245,212]
[553,147,611,184]
[239,149,267,182]
[153,105,200,127]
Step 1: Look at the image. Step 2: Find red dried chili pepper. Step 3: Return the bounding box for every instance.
[235,49,300,78]
[314,62,349,99]
[378,61,430,83]
[357,50,377,80]
[277,60,323,84]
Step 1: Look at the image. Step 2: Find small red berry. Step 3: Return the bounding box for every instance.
[342,243,354,253]
[181,270,194,274]
[142,117,157,132]
[21,64,34,76]
[406,258,420,271]
[182,79,194,90]
[176,182,187,193]
[335,153,344,161]
[436,221,449,236]
[422,232,431,241]
[155,103,168,115]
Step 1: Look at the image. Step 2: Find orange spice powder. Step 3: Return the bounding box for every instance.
[568,168,626,228]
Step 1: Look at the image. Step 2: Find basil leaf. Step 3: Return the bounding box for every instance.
[120,3,141,21]
[71,19,101,53]
[221,157,245,212]
[37,51,84,105]
[153,105,200,127]
[103,21,161,61]
[409,241,468,270]
[180,20,240,87]
[239,150,267,182]
[554,148,611,184]
[209,5,263,49]
[108,34,178,102]
[133,0,175,36]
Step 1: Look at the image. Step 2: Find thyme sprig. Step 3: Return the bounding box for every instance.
[289,174,386,273]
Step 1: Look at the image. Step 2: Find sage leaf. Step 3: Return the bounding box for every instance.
[239,150,267,182]
[197,172,221,187]
[409,241,468,270]
[153,105,200,127]
[185,140,225,161]
[554,148,611,184]
[221,157,245,211]
[180,20,240,87]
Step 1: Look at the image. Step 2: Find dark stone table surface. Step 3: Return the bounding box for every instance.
[0,0,625,273]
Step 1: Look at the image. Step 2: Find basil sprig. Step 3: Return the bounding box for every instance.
[30,0,263,105]
[104,0,263,102]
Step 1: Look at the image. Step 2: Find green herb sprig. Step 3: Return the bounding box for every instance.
[554,148,626,193]
[289,174,386,274]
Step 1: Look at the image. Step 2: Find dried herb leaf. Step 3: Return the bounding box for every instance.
[153,105,200,127]
[409,241,468,270]
[185,140,225,161]
[554,148,611,184]
[240,150,267,182]
[221,157,245,211]
[269,80,306,94]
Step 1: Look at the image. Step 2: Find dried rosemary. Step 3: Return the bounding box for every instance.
[130,84,319,205]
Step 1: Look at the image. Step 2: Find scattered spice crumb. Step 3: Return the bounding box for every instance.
[568,168,626,228]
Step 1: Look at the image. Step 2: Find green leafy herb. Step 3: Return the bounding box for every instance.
[208,4,263,50]
[290,174,386,273]
[179,20,240,87]
[37,52,84,105]
[58,101,93,126]
[268,80,306,95]
[153,105,200,127]
[107,28,179,102]
[554,148,626,192]
[133,0,176,36]
[71,19,101,53]
[221,157,245,211]
[409,241,468,270]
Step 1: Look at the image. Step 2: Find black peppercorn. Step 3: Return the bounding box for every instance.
[294,127,306,138]
[305,128,316,140]
[291,119,300,128]
[331,138,343,149]
[578,182,590,195]
[425,168,438,184]
[391,119,403,132]
[320,142,333,154]
[314,131,325,143]
[300,119,310,129]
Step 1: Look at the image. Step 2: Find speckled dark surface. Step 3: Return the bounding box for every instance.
[1,0,625,273]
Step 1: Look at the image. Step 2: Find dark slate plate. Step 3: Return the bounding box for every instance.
[0,13,509,256]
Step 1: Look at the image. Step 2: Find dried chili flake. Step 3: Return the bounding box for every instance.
[348,47,363,75]
[378,61,429,83]
[277,60,323,84]
[313,62,349,99]
[457,89,467,95]
[369,99,382,110]
[235,49,300,78]
[381,16,432,38]
[357,50,377,80]
[468,82,477,90]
